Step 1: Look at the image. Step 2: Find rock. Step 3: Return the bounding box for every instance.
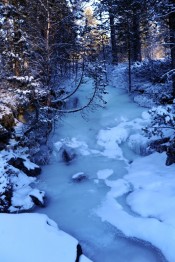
[29,194,45,207]
[150,138,175,166]
[160,95,174,105]
[0,169,13,212]
[8,157,41,176]
[62,149,76,163]
[166,142,175,166]
[0,124,11,143]
[0,142,6,150]
[72,172,87,182]
[0,186,13,213]
[32,145,51,165]
[0,105,15,130]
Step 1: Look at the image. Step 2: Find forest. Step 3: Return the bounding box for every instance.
[0,0,175,262]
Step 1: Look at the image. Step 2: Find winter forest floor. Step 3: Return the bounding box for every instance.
[0,64,175,262]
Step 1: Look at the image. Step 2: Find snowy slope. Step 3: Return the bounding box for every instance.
[96,152,175,262]
[0,213,91,262]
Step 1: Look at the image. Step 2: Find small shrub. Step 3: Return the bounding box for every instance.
[143,104,175,165]
[132,59,171,83]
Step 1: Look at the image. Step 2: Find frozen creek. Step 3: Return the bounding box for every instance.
[36,75,167,262]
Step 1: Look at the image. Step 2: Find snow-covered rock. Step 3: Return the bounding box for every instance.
[72,172,87,182]
[8,157,41,177]
[0,150,45,212]
[62,148,76,163]
[128,133,150,155]
[54,137,91,159]
[0,124,10,141]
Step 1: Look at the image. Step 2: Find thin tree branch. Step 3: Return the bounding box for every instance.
[51,63,84,104]
[56,80,97,113]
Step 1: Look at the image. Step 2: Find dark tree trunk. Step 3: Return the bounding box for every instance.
[169,4,175,97]
[127,14,132,92]
[132,14,142,62]
[109,11,118,64]
[128,39,132,92]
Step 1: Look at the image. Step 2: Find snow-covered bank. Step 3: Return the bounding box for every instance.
[0,81,93,262]
[0,213,92,262]
[0,83,52,212]
[96,152,175,262]
[0,148,45,212]
[94,65,175,260]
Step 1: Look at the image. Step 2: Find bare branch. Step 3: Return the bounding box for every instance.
[51,62,84,105]
[55,80,98,113]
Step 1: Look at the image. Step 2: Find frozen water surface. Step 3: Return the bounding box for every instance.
[36,77,167,261]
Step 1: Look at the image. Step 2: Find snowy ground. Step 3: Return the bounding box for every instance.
[95,66,175,261]
[0,145,92,262]
[95,153,175,262]
[0,213,91,262]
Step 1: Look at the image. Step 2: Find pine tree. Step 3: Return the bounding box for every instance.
[152,0,175,97]
[168,0,175,97]
[25,0,77,88]
[0,0,29,80]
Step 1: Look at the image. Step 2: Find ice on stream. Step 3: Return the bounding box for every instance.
[36,73,171,261]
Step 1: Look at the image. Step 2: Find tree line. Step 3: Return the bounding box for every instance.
[1,1,175,92]
[0,0,80,89]
[96,0,175,94]
[1,0,175,166]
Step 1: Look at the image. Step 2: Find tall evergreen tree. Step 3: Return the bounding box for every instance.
[0,0,78,89]
[152,0,175,96]
[168,0,175,97]
[25,0,77,88]
[0,0,29,79]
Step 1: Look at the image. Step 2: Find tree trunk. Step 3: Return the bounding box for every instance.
[127,14,132,92]
[132,14,142,62]
[169,3,175,97]
[109,11,118,64]
[128,40,132,92]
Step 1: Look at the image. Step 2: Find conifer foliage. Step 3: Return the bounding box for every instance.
[0,0,77,87]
